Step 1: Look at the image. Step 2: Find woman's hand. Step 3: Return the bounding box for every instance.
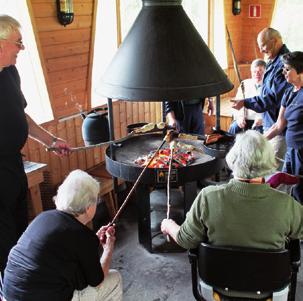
[97,224,116,248]
[161,219,180,242]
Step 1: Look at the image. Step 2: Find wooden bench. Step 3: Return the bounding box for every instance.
[24,161,47,218]
[87,163,124,219]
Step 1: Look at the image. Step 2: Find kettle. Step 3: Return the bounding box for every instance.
[81,108,110,146]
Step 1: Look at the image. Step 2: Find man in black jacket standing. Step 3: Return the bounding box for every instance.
[164,98,214,135]
[0,15,70,275]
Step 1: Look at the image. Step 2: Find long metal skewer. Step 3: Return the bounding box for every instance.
[109,133,172,225]
[46,132,136,152]
[166,140,175,241]
[226,25,247,120]
[46,122,167,153]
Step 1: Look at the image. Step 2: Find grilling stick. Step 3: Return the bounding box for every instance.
[108,131,175,226]
[226,25,247,120]
[166,140,176,242]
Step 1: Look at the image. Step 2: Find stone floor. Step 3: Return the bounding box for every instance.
[109,192,303,301]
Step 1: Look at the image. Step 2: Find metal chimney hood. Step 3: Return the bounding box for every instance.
[99,0,233,101]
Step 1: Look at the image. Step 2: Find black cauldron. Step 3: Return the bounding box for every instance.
[81,108,110,145]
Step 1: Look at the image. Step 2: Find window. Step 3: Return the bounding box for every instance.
[183,0,208,42]
[120,0,141,40]
[91,0,118,107]
[120,0,209,45]
[1,0,54,124]
[271,0,303,51]
[212,0,227,69]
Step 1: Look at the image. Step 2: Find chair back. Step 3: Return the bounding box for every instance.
[198,243,291,293]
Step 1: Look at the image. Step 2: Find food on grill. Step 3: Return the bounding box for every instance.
[178,133,198,140]
[204,133,224,145]
[139,123,156,133]
[176,142,195,152]
[134,147,195,168]
[156,122,166,130]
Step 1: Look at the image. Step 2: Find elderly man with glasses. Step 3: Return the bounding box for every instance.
[231,27,291,166]
[0,15,70,276]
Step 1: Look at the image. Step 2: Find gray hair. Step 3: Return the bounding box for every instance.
[0,15,21,40]
[226,130,277,179]
[54,169,100,215]
[251,58,266,70]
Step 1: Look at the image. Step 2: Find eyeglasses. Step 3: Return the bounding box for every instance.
[1,39,24,49]
[283,66,292,73]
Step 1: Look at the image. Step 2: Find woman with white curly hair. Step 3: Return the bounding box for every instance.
[161,130,303,250]
[3,169,122,301]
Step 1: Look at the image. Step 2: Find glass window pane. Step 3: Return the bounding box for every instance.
[213,0,227,69]
[91,0,118,107]
[1,0,54,123]
[271,0,303,51]
[120,0,141,40]
[183,0,208,42]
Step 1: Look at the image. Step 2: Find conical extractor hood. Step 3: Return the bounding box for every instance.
[99,0,233,101]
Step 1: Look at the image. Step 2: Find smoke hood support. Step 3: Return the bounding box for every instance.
[99,0,233,101]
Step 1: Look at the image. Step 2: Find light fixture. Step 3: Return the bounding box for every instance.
[232,0,241,15]
[56,0,74,26]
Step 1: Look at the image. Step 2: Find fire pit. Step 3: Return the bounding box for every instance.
[106,133,222,185]
[105,133,224,251]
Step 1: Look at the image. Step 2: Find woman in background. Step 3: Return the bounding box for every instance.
[265,51,303,203]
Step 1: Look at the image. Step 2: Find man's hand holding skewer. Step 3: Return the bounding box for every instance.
[230,99,245,110]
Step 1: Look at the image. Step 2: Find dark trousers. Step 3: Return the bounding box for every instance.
[228,120,263,135]
[0,155,28,274]
[283,147,303,204]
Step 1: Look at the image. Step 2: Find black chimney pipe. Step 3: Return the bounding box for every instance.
[99,0,233,101]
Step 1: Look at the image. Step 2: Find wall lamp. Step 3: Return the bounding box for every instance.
[56,0,74,26]
[232,0,241,15]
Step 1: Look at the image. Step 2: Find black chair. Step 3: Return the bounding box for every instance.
[188,240,301,301]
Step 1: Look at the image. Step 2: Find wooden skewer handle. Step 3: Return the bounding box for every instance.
[109,137,167,226]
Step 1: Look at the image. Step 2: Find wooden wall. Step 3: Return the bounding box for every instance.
[223,0,275,95]
[29,0,93,119]
[23,0,275,194]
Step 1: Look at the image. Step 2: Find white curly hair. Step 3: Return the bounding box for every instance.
[226,130,277,179]
[54,169,100,215]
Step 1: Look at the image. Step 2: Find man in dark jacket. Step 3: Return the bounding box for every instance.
[164,98,213,135]
[231,27,291,163]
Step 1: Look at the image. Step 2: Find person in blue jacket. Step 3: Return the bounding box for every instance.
[265,51,303,203]
[164,98,214,135]
[231,28,291,163]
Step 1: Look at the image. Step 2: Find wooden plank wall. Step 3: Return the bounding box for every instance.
[30,0,93,118]
[22,101,162,188]
[23,0,274,193]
